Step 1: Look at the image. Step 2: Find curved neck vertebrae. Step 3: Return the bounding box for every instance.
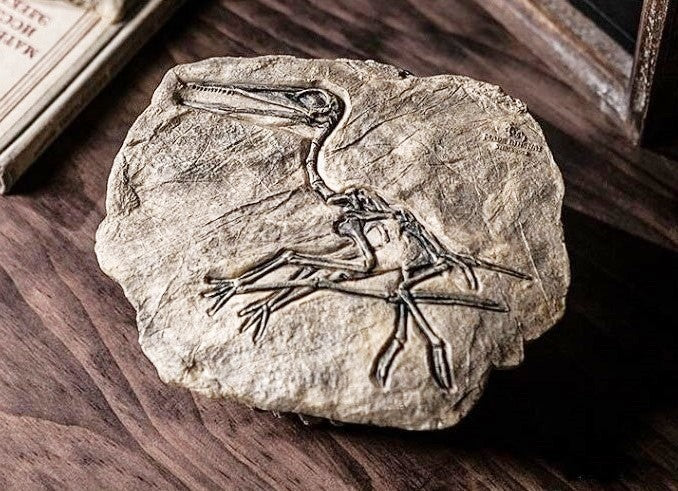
[305,126,337,202]
[304,91,345,203]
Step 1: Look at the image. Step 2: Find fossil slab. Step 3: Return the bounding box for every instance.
[95,56,570,430]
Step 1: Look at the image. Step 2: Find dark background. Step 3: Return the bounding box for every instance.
[0,1,676,488]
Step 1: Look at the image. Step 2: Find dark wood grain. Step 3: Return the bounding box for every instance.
[1,0,677,488]
[474,0,632,123]
[473,0,678,146]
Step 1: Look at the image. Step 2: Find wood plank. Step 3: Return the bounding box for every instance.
[474,0,632,122]
[0,0,676,488]
[568,0,643,53]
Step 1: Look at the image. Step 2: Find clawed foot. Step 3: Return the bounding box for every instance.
[372,340,404,387]
[373,340,456,392]
[202,276,239,315]
[238,301,271,343]
[430,343,456,392]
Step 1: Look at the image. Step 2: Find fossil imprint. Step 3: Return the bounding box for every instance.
[178,81,532,391]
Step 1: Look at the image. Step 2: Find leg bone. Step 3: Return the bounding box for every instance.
[372,303,408,387]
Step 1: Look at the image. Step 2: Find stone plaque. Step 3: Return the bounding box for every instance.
[96,56,570,430]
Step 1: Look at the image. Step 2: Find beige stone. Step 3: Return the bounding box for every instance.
[95,56,570,430]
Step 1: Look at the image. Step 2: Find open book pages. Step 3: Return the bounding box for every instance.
[0,0,183,193]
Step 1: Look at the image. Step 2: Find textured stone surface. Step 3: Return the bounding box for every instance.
[95,56,569,430]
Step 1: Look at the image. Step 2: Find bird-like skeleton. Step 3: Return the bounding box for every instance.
[179,81,531,391]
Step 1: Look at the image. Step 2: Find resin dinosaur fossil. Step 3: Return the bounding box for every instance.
[178,81,532,391]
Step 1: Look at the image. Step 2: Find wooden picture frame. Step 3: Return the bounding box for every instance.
[476,0,677,145]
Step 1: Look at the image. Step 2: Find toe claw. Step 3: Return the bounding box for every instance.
[374,363,388,387]
[372,340,404,388]
[251,306,270,343]
[252,326,264,343]
[431,344,455,391]
[239,313,255,333]
[252,305,271,343]
[204,283,237,316]
[238,304,271,343]
[201,286,225,298]
[238,299,263,317]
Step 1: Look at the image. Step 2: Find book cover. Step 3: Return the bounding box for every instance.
[0,0,183,193]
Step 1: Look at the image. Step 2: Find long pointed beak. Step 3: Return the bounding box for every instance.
[177,81,310,122]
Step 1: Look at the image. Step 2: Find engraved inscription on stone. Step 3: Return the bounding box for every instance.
[96,56,570,430]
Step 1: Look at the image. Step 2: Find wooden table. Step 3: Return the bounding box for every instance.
[1,1,676,488]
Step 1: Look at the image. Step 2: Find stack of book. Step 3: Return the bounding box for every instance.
[0,0,183,193]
